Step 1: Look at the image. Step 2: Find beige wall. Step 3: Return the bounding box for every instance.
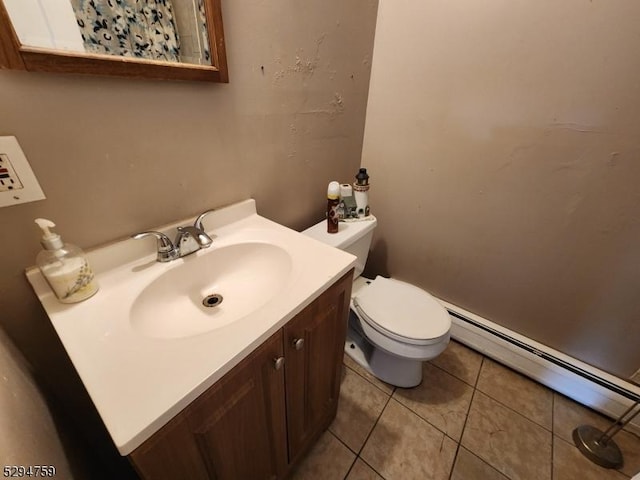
[0,0,377,467]
[362,0,640,377]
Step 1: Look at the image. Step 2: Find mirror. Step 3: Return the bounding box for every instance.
[0,0,227,82]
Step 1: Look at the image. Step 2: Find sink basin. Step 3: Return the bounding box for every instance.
[130,242,293,339]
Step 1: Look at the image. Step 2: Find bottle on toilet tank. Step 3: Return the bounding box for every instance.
[327,181,340,233]
[353,168,370,217]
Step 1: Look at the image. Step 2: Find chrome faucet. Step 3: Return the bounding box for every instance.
[174,225,212,256]
[132,211,214,262]
[194,209,216,231]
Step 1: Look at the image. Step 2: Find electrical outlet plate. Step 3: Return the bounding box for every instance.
[0,136,45,207]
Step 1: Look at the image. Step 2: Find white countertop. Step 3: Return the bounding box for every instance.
[26,200,356,455]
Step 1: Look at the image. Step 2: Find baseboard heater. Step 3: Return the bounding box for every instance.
[437,298,640,436]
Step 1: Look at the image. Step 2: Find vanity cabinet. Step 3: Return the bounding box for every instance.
[129,270,353,480]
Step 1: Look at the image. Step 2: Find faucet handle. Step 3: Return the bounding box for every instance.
[132,231,177,262]
[132,231,174,251]
[176,226,213,248]
[194,209,216,231]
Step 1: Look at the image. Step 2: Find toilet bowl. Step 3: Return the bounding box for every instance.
[302,216,451,388]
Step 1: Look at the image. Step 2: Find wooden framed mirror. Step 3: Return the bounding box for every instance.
[0,0,228,82]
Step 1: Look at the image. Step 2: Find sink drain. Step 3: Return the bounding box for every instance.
[202,294,223,308]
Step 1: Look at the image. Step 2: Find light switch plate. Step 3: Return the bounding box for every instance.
[0,136,45,207]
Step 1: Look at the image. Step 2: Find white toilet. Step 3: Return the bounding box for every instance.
[303,215,451,388]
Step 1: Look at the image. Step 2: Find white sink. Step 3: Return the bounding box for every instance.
[130,243,293,339]
[25,199,356,456]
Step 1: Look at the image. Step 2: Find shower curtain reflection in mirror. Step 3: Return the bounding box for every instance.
[2,0,211,65]
[70,0,210,64]
[70,0,181,61]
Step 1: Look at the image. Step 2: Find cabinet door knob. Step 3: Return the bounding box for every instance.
[273,356,285,370]
[292,338,305,350]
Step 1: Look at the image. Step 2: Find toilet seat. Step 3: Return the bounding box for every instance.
[353,276,450,346]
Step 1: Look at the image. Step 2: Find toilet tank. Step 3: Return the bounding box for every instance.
[302,216,377,278]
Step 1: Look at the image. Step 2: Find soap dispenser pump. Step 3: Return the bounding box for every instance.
[35,218,99,303]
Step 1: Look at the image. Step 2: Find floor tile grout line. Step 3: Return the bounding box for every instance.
[356,455,388,480]
[335,359,396,477]
[429,359,481,389]
[424,359,478,390]
[330,380,395,456]
[551,433,555,480]
[452,353,540,480]
[391,390,467,445]
[329,428,359,456]
[384,361,480,449]
[336,360,395,458]
[472,353,483,389]
[349,389,396,479]
[469,389,556,476]
[458,446,516,480]
[327,432,386,480]
[390,358,479,443]
[474,386,554,433]
[447,356,485,480]
[340,448,358,480]
[470,356,569,480]
[343,360,396,397]
[475,356,556,433]
[358,391,394,454]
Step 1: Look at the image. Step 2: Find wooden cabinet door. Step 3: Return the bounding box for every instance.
[129,409,211,480]
[284,270,353,463]
[130,330,288,480]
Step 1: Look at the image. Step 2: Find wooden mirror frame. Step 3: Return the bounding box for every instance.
[0,0,228,82]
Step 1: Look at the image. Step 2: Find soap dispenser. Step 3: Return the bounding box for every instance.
[34,218,99,303]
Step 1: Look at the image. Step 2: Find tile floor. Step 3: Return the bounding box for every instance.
[290,340,640,480]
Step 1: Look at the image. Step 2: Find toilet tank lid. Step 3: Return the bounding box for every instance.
[301,216,377,249]
[353,276,451,341]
